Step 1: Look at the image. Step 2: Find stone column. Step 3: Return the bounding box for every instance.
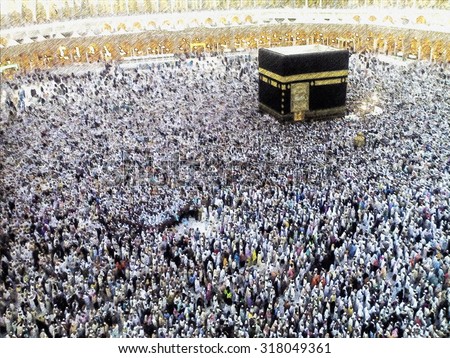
[173,36,180,54]
[402,37,411,60]
[31,0,37,22]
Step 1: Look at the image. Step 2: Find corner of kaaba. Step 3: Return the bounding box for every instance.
[258,45,349,121]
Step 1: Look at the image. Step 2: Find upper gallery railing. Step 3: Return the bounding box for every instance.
[1,0,449,29]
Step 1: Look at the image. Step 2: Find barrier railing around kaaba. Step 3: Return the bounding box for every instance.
[0,64,19,73]
[119,54,177,69]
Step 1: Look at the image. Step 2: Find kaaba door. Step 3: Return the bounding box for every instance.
[291,83,309,120]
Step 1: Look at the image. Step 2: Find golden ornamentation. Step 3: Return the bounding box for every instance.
[291,82,309,112]
[258,68,349,83]
[313,78,344,86]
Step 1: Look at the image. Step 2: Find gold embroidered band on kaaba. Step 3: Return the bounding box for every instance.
[314,78,344,86]
[258,68,348,83]
[260,75,280,88]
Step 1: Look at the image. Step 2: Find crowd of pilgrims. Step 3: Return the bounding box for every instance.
[0,50,449,338]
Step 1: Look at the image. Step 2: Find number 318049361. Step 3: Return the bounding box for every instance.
[260,342,331,354]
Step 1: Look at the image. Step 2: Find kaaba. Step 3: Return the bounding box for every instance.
[258,45,349,121]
